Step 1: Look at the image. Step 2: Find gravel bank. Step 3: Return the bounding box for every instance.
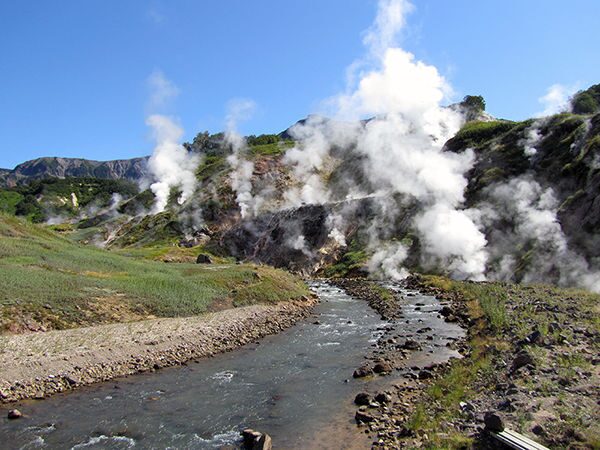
[0,297,317,403]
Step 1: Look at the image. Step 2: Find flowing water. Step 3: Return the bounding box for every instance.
[0,283,387,449]
[0,281,464,450]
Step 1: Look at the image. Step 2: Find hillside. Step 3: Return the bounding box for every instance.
[1,87,599,291]
[0,156,148,188]
[0,213,309,334]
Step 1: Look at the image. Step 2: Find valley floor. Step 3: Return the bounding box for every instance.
[0,297,316,403]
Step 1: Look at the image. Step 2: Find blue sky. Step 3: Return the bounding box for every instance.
[0,0,598,169]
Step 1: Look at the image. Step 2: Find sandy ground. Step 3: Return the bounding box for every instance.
[0,298,317,403]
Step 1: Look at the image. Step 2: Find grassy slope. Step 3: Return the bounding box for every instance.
[0,213,309,334]
[408,276,599,449]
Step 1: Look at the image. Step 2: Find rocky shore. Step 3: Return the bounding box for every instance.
[333,276,599,449]
[331,277,470,448]
[0,297,317,404]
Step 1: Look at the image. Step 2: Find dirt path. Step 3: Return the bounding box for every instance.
[0,298,317,403]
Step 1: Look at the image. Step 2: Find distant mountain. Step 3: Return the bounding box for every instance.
[0,156,148,187]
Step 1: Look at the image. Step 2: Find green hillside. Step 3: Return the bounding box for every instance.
[0,213,309,334]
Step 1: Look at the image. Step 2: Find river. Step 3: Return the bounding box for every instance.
[1,282,388,449]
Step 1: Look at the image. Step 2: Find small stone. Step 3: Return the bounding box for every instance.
[511,351,534,372]
[355,410,375,423]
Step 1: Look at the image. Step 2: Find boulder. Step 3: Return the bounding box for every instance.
[402,339,421,350]
[374,392,392,404]
[196,254,213,264]
[484,411,504,432]
[353,365,373,378]
[7,409,22,419]
[373,362,392,374]
[354,392,371,406]
[511,351,534,372]
[439,306,454,317]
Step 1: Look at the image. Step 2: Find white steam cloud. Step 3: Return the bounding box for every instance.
[482,176,600,292]
[144,72,200,214]
[536,83,578,117]
[147,115,200,213]
[282,0,487,280]
[225,99,258,219]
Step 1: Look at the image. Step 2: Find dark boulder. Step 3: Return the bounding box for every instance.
[354,392,371,406]
[196,254,213,264]
[484,411,505,432]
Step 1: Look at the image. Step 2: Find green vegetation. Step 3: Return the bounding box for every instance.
[571,84,600,115]
[2,177,139,223]
[246,134,280,146]
[0,213,309,333]
[196,155,228,182]
[322,243,368,278]
[452,120,517,147]
[0,190,24,215]
[249,140,295,157]
[462,95,486,112]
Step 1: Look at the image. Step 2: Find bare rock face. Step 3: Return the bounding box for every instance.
[218,204,333,272]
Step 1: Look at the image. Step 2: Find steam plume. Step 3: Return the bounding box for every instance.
[147,115,199,213]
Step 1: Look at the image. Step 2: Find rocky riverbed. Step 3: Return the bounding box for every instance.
[331,277,469,449]
[337,276,600,449]
[0,296,317,404]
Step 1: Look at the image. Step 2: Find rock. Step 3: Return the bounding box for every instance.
[439,306,454,317]
[402,339,421,350]
[373,362,392,374]
[511,351,534,372]
[374,392,391,404]
[355,392,371,406]
[255,434,272,450]
[65,375,80,386]
[355,410,375,423]
[353,365,373,378]
[527,330,544,345]
[483,412,504,432]
[531,424,545,436]
[418,369,434,380]
[195,254,213,264]
[7,409,22,419]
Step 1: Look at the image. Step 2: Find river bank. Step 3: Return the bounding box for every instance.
[334,276,599,449]
[0,296,317,404]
